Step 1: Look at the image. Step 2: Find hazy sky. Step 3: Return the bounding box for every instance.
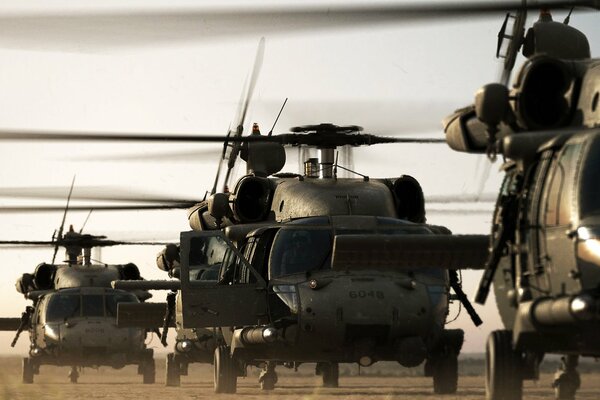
[0,0,598,358]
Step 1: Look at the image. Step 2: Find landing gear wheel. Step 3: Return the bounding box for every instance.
[142,357,156,384]
[485,330,523,400]
[22,358,34,384]
[259,362,278,391]
[165,353,181,387]
[432,352,458,394]
[553,356,580,400]
[214,345,237,393]
[68,366,79,384]
[318,363,339,388]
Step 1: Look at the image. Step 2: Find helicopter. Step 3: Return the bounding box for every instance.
[0,0,596,394]
[442,4,600,400]
[0,193,175,384]
[103,118,494,393]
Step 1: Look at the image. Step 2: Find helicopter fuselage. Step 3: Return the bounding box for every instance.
[29,287,150,368]
[489,130,600,357]
[178,215,463,369]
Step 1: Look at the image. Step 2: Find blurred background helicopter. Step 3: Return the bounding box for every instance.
[443,4,600,400]
[0,186,177,384]
[0,0,599,392]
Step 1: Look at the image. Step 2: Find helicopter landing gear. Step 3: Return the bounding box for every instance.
[431,351,458,394]
[68,366,79,384]
[165,353,181,387]
[214,345,237,393]
[140,353,155,384]
[485,330,523,400]
[22,358,34,384]
[258,362,278,391]
[316,362,339,388]
[552,355,580,400]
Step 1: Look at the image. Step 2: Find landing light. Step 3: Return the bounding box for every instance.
[30,347,42,357]
[570,295,596,321]
[358,356,373,367]
[262,327,278,343]
[176,340,193,353]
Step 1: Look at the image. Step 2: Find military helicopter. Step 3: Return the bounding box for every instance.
[443,4,600,400]
[0,191,175,384]
[98,116,495,393]
[0,3,596,396]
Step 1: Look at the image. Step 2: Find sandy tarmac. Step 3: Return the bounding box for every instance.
[0,357,598,399]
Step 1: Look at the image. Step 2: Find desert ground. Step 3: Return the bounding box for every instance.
[0,357,598,399]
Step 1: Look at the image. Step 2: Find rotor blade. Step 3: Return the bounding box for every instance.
[426,193,497,203]
[0,185,198,204]
[239,37,265,129]
[0,130,447,145]
[223,37,266,191]
[0,2,594,50]
[426,208,492,215]
[0,239,174,248]
[0,204,194,213]
[0,240,55,246]
[69,147,222,162]
[52,176,76,264]
[497,4,528,86]
[0,130,239,142]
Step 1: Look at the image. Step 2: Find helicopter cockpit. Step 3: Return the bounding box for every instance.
[267,217,443,279]
[42,288,139,323]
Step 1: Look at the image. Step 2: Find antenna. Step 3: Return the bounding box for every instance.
[333,151,339,179]
[268,98,288,137]
[79,209,93,234]
[563,7,574,25]
[52,176,75,264]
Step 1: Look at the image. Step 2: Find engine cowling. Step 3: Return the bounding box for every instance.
[391,176,426,223]
[513,56,576,130]
[118,263,141,280]
[232,175,274,223]
[33,263,56,290]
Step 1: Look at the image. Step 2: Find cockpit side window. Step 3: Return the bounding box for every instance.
[579,138,600,219]
[105,293,139,317]
[544,143,583,226]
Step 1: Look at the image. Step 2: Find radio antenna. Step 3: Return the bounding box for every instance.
[268,98,288,137]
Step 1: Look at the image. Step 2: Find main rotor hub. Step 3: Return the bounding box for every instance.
[290,123,363,136]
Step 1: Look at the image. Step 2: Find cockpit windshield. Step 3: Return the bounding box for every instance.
[46,291,139,322]
[268,217,436,279]
[46,294,80,322]
[269,229,332,278]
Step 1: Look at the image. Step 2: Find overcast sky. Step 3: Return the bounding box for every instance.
[0,0,598,357]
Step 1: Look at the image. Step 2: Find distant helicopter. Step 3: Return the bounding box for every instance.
[0,196,173,384]
[444,5,600,400]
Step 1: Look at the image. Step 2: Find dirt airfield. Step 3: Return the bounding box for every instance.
[0,357,598,399]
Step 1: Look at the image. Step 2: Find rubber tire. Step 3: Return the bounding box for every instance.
[485,330,523,400]
[322,363,339,388]
[260,375,276,391]
[432,353,458,394]
[554,371,579,400]
[165,353,181,387]
[214,346,236,394]
[69,368,79,384]
[555,384,577,400]
[142,358,156,384]
[22,358,34,384]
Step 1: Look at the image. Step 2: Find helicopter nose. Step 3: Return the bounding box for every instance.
[295,274,433,359]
